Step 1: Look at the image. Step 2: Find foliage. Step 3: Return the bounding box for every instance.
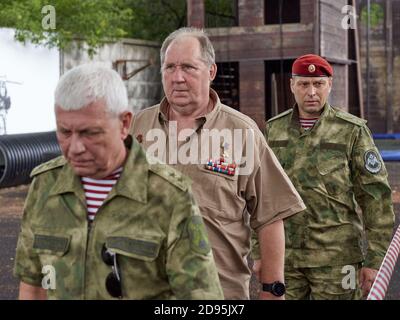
[0,0,236,54]
[0,0,133,55]
[125,0,186,42]
[360,2,384,29]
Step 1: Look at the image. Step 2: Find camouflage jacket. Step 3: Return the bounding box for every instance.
[266,104,394,269]
[14,137,223,299]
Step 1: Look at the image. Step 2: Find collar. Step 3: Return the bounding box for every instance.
[49,135,148,204]
[157,88,221,127]
[290,102,331,132]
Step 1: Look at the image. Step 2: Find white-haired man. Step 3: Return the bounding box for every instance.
[14,63,223,300]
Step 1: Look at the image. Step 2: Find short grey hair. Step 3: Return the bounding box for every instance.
[54,63,129,115]
[160,27,216,68]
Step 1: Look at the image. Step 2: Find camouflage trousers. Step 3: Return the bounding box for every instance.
[285,263,363,300]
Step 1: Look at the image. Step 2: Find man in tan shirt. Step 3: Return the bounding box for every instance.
[131,27,305,299]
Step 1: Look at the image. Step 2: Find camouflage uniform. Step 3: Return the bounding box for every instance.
[266,103,394,299]
[14,137,223,300]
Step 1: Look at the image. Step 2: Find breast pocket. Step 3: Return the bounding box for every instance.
[105,236,162,262]
[316,143,351,195]
[105,235,165,298]
[195,165,242,223]
[268,140,289,168]
[32,232,71,269]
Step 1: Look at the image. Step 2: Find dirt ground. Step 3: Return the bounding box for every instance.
[0,184,399,300]
[0,184,29,218]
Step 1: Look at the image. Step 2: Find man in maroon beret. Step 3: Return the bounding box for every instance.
[258,54,394,299]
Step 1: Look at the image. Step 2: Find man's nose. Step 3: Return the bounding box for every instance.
[171,66,185,82]
[69,134,86,155]
[307,85,317,96]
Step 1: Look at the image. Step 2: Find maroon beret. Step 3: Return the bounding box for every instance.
[292,54,333,77]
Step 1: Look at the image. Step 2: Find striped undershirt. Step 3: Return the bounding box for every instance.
[299,117,319,130]
[81,167,123,222]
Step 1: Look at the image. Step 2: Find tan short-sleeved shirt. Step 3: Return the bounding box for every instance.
[131,89,305,299]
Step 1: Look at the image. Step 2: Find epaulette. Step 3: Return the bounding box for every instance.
[30,156,67,178]
[334,109,367,127]
[149,163,191,192]
[267,109,293,123]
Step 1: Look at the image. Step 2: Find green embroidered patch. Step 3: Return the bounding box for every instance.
[269,140,289,148]
[320,142,347,152]
[187,216,211,255]
[107,237,160,259]
[33,234,69,253]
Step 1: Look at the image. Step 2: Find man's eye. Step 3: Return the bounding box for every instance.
[83,131,100,137]
[59,129,71,136]
[182,65,195,71]
[164,65,175,72]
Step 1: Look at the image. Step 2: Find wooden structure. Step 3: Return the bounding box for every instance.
[358,0,400,133]
[187,0,363,129]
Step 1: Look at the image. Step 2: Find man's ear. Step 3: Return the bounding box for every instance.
[209,63,217,81]
[290,78,295,94]
[120,111,133,139]
[328,77,333,93]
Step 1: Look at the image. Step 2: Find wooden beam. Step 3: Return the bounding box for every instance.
[314,0,321,54]
[187,0,205,28]
[385,0,393,133]
[352,0,364,119]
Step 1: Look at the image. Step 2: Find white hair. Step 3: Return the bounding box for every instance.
[54,63,128,115]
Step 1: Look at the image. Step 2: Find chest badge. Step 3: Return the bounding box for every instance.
[204,142,237,176]
[136,134,143,144]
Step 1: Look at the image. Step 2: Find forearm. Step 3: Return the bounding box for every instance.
[258,219,285,283]
[356,185,394,269]
[19,282,47,300]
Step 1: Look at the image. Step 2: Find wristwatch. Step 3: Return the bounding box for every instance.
[262,281,286,297]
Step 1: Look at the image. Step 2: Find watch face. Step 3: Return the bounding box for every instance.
[272,282,286,297]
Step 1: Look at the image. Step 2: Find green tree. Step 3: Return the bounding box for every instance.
[125,0,187,42]
[0,0,235,54]
[0,0,133,55]
[360,3,384,29]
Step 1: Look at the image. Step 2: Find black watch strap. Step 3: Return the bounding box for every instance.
[262,281,286,297]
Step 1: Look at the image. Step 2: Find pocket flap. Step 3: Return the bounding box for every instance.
[106,236,161,261]
[317,144,347,175]
[269,140,289,148]
[33,234,70,256]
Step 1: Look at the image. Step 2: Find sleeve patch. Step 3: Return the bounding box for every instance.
[364,150,382,174]
[187,216,211,255]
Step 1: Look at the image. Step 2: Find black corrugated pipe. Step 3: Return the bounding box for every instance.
[0,131,62,188]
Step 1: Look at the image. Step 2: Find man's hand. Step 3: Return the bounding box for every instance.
[359,267,378,297]
[259,291,285,300]
[19,282,47,300]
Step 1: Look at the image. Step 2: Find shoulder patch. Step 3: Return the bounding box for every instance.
[267,109,293,123]
[149,163,191,192]
[30,156,67,178]
[335,109,367,127]
[187,215,211,255]
[364,150,382,174]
